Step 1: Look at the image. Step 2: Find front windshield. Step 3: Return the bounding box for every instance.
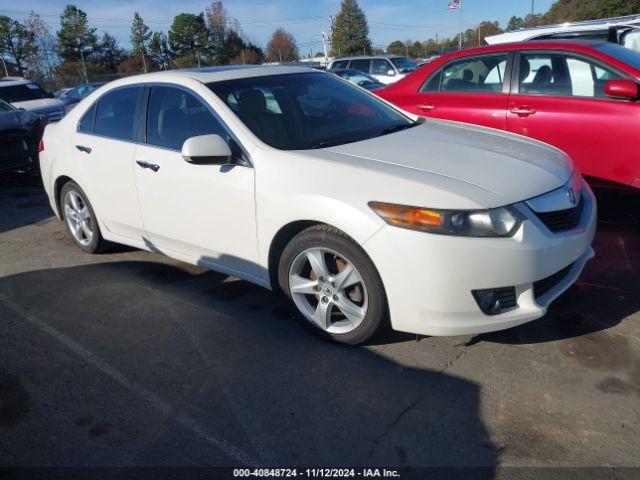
[208,73,416,150]
[595,42,640,69]
[391,57,417,73]
[0,83,52,103]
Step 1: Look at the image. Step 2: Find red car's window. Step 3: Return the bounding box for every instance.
[420,54,508,94]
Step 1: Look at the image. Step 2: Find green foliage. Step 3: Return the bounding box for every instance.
[507,16,524,31]
[168,13,210,60]
[331,0,372,56]
[149,31,171,70]
[56,5,96,62]
[130,12,151,55]
[544,0,640,22]
[94,33,124,72]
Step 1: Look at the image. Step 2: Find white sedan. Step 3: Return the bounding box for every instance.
[39,66,596,345]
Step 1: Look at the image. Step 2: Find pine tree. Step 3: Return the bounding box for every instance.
[331,0,372,56]
[131,12,151,72]
[56,5,96,63]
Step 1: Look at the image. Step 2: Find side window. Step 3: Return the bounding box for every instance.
[332,60,349,69]
[421,70,442,92]
[519,53,622,98]
[439,54,508,93]
[350,59,371,73]
[78,103,97,133]
[146,86,237,153]
[372,59,392,75]
[93,87,142,141]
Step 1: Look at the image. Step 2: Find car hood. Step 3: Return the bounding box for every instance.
[0,109,41,131]
[11,98,63,111]
[316,119,572,208]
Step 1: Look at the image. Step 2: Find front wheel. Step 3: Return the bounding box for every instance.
[278,225,388,345]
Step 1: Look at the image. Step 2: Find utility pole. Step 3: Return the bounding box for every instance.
[278,48,282,63]
[79,48,88,83]
[531,0,535,17]
[141,51,147,73]
[1,57,8,77]
[321,31,329,65]
[242,49,246,64]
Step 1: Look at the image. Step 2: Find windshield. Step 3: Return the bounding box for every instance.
[391,57,417,73]
[595,42,640,69]
[0,83,52,103]
[208,73,415,150]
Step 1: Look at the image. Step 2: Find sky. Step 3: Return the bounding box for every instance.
[0,0,557,55]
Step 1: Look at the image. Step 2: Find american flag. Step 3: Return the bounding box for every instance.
[448,0,461,9]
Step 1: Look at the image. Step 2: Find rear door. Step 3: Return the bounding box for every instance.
[410,52,512,130]
[73,86,145,241]
[506,50,639,187]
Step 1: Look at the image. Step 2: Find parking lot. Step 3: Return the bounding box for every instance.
[0,170,638,473]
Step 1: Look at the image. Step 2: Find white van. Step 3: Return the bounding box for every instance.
[329,55,417,84]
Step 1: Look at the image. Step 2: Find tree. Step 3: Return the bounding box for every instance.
[95,32,124,72]
[266,27,298,62]
[168,13,209,65]
[506,16,524,31]
[149,31,171,70]
[331,0,372,56]
[0,16,36,76]
[57,5,96,63]
[229,47,263,65]
[23,12,54,80]
[130,12,152,72]
[386,40,404,56]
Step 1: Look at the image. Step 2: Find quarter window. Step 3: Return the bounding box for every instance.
[518,53,622,98]
[422,54,508,93]
[78,103,96,133]
[145,86,238,154]
[93,87,142,141]
[332,60,349,69]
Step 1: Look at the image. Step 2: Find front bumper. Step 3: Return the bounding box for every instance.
[363,184,597,337]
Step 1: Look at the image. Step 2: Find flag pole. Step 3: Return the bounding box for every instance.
[459,1,463,50]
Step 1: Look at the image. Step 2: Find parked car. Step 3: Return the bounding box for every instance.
[40,66,595,345]
[376,40,640,190]
[58,82,106,113]
[329,55,417,84]
[0,98,46,173]
[0,77,65,122]
[486,14,640,52]
[329,68,386,90]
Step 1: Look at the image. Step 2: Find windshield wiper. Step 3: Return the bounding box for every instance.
[379,121,422,136]
[309,139,351,149]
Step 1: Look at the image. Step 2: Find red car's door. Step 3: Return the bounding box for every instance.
[404,53,512,130]
[507,50,639,187]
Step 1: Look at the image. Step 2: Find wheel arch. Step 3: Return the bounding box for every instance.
[53,175,74,218]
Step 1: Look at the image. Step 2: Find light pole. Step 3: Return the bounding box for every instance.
[531,0,535,17]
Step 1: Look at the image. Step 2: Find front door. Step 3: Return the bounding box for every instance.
[133,85,260,279]
[507,50,639,187]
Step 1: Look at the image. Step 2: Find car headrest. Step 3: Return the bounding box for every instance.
[533,65,553,84]
[238,89,267,118]
[462,69,473,82]
[519,58,531,83]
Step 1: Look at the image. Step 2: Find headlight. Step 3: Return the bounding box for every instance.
[369,201,523,237]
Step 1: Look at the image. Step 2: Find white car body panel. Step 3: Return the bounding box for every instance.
[40,66,596,337]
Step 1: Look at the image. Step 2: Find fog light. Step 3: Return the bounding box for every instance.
[472,289,502,315]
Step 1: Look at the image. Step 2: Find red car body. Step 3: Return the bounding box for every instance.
[376,40,640,190]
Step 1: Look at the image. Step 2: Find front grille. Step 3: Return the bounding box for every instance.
[534,264,573,299]
[535,196,584,232]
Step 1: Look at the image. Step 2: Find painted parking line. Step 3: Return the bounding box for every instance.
[0,291,258,466]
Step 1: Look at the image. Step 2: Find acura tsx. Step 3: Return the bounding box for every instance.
[39,65,596,344]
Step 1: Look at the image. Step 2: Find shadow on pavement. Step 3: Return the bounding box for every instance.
[0,170,52,234]
[0,260,497,470]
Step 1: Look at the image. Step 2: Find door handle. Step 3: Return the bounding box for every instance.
[136,160,160,172]
[75,145,92,154]
[510,107,537,117]
[417,104,436,111]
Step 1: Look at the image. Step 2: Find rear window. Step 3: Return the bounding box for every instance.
[350,59,371,73]
[0,83,52,103]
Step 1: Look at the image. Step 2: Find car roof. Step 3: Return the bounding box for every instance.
[332,55,404,61]
[435,39,607,60]
[115,65,319,86]
[0,77,34,87]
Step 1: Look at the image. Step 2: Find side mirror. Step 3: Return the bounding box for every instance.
[386,69,396,77]
[605,78,639,100]
[182,134,232,165]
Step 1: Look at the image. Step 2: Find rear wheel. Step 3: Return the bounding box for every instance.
[60,181,107,253]
[278,225,387,345]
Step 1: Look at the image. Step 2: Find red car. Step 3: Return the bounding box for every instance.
[376,40,640,190]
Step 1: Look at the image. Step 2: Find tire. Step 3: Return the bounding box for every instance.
[59,180,108,254]
[278,224,388,345]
